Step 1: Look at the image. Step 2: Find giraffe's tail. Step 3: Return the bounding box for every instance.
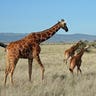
[0,42,7,48]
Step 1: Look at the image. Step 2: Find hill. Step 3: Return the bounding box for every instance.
[0,33,96,43]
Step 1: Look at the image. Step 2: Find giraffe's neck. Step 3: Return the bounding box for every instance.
[72,43,79,51]
[27,22,61,43]
[77,49,85,58]
[38,22,61,43]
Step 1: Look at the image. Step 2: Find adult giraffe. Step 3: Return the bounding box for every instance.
[0,19,68,85]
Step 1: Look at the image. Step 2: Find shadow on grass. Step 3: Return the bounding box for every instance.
[83,72,96,79]
[52,74,67,82]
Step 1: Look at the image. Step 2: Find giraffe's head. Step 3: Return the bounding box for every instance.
[59,19,68,32]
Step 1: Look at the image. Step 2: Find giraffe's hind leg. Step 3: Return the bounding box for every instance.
[4,57,18,86]
[4,69,9,86]
[77,61,82,75]
[69,68,73,75]
[10,58,18,85]
[4,56,11,86]
[65,55,70,64]
[77,67,82,75]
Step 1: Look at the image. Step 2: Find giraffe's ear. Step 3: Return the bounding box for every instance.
[58,19,65,23]
[61,19,65,22]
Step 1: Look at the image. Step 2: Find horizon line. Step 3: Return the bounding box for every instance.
[0,32,96,36]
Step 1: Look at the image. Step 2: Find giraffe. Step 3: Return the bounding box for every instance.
[64,41,83,64]
[69,45,89,75]
[0,19,68,85]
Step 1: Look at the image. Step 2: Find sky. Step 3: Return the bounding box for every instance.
[0,0,96,35]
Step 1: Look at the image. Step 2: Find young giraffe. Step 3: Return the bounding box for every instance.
[69,45,89,75]
[64,41,82,64]
[0,19,68,85]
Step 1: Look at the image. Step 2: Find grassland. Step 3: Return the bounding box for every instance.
[0,44,96,96]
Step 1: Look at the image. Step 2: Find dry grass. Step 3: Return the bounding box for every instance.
[0,44,96,96]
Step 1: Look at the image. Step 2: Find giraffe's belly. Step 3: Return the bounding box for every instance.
[19,49,33,59]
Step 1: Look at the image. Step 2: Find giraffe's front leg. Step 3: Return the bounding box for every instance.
[33,44,45,80]
[35,55,45,80]
[28,59,33,81]
[65,55,70,64]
